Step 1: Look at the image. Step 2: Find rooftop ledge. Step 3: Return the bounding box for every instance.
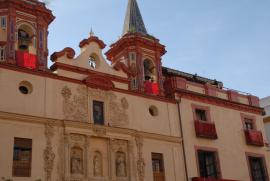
[163,67,260,108]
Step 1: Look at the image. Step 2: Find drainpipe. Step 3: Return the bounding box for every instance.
[177,98,189,181]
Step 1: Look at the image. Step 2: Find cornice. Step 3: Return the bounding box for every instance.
[0,111,182,144]
[176,89,264,115]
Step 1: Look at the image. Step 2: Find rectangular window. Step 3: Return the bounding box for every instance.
[196,109,207,121]
[93,100,104,125]
[248,156,267,181]
[1,16,7,29]
[13,138,32,177]
[0,46,5,61]
[198,150,219,179]
[152,153,165,181]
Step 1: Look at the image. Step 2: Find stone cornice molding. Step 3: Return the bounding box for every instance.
[0,111,182,144]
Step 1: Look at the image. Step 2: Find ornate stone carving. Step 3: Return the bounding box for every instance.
[93,127,107,136]
[135,135,145,181]
[109,95,129,127]
[70,134,85,142]
[88,87,113,100]
[111,139,128,152]
[43,121,56,181]
[93,151,103,177]
[71,147,83,175]
[88,88,129,127]
[62,86,88,122]
[116,151,127,177]
[57,129,65,181]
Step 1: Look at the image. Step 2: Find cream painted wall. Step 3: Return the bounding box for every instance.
[143,139,186,181]
[0,119,61,181]
[0,68,180,137]
[179,98,270,180]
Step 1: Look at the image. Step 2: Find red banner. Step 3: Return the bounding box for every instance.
[16,51,37,69]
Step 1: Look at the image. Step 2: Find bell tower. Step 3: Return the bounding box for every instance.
[106,0,166,96]
[0,0,54,70]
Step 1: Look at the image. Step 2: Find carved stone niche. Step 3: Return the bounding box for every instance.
[89,137,109,181]
[110,139,130,181]
[64,134,87,181]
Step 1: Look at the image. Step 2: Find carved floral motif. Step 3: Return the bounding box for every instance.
[44,121,55,181]
[88,88,129,127]
[109,96,129,127]
[62,86,88,122]
[135,135,145,181]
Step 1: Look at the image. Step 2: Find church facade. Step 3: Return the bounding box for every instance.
[0,0,269,181]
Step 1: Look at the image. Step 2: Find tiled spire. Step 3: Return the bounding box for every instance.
[122,0,148,35]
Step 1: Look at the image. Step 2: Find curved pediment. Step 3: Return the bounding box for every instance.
[84,75,114,91]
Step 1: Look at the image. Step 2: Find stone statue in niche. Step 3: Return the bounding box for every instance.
[93,151,103,177]
[116,152,127,177]
[71,147,83,174]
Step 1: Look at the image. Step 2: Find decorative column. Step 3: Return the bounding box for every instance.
[43,121,55,181]
[135,135,145,181]
[128,140,137,181]
[85,136,91,179]
[64,133,71,180]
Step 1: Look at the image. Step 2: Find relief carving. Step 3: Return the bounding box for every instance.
[44,121,56,181]
[93,127,107,136]
[62,86,88,122]
[111,139,128,152]
[71,147,83,175]
[116,151,127,177]
[88,88,129,127]
[109,96,129,127]
[93,151,103,177]
[135,135,145,181]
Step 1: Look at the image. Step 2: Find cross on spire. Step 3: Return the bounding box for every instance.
[122,0,148,35]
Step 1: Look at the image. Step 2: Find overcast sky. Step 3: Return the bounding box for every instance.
[46,0,270,98]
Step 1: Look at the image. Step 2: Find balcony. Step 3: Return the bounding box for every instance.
[144,81,159,95]
[194,121,218,139]
[16,51,37,69]
[192,177,239,181]
[244,129,264,147]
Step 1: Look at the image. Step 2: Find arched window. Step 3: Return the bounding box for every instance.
[143,59,156,82]
[17,24,35,51]
[89,53,99,69]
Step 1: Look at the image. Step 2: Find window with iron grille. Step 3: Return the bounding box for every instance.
[248,156,268,181]
[196,109,207,121]
[13,138,32,177]
[198,150,219,179]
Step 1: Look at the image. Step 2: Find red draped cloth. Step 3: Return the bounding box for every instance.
[152,83,159,95]
[144,81,153,94]
[16,51,37,69]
